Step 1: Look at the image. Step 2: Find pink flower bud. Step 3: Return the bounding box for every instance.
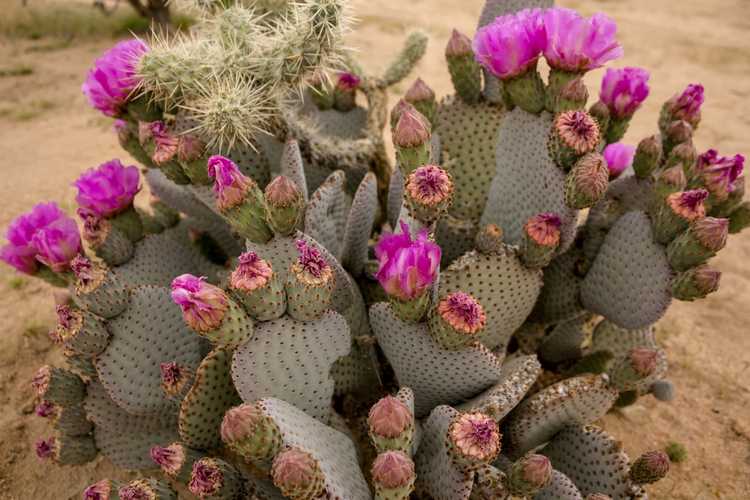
[692,217,728,252]
[189,458,224,497]
[170,274,229,332]
[393,109,430,148]
[666,190,708,221]
[371,451,415,489]
[599,67,650,119]
[207,156,253,211]
[368,396,413,438]
[628,347,659,377]
[230,252,273,292]
[446,29,473,57]
[524,213,562,247]
[554,111,600,154]
[150,443,186,476]
[437,292,486,335]
[271,448,323,497]
[404,78,435,103]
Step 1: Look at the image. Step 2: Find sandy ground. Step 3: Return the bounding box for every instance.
[0,0,748,498]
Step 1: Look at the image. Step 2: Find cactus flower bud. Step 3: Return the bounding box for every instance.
[368,395,414,453]
[83,479,119,500]
[271,447,325,500]
[696,149,745,202]
[264,176,304,236]
[428,291,487,350]
[332,71,360,112]
[371,451,416,500]
[652,189,708,244]
[474,9,546,112]
[35,400,58,418]
[221,403,282,463]
[672,265,720,301]
[667,216,728,271]
[448,412,501,469]
[446,29,482,104]
[54,303,110,356]
[662,120,693,157]
[632,135,662,179]
[610,347,662,391]
[630,450,670,485]
[375,222,441,322]
[230,252,286,321]
[661,84,704,132]
[393,107,431,176]
[475,224,504,254]
[189,458,241,498]
[389,99,414,130]
[507,454,553,496]
[653,165,688,203]
[82,39,148,117]
[554,76,589,112]
[150,443,201,483]
[564,153,609,209]
[599,67,650,120]
[160,362,193,398]
[550,110,600,169]
[171,274,228,332]
[177,134,210,185]
[520,212,562,268]
[588,101,610,140]
[629,347,660,377]
[603,143,635,179]
[405,165,454,223]
[285,240,334,321]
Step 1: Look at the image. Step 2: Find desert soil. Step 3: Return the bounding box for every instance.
[0,0,748,498]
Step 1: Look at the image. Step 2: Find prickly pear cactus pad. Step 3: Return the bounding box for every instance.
[6,0,747,497]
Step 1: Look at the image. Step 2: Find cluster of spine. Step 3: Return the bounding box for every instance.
[5,1,748,499]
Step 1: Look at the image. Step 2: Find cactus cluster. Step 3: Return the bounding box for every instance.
[3,0,747,498]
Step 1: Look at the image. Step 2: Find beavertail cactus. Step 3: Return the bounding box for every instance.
[4,1,746,498]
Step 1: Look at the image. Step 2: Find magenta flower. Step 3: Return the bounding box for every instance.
[599,67,650,119]
[81,39,149,117]
[603,142,636,179]
[542,8,622,72]
[171,274,229,332]
[74,159,140,218]
[1,202,81,274]
[337,72,361,90]
[473,8,545,79]
[697,149,745,200]
[669,84,704,126]
[375,222,441,301]
[207,155,253,211]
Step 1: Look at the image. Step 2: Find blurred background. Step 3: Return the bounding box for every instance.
[0,0,747,498]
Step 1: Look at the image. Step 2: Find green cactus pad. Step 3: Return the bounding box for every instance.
[581,211,672,329]
[503,374,618,457]
[539,314,593,364]
[440,248,543,351]
[258,397,372,499]
[232,311,350,423]
[74,269,129,319]
[342,172,378,276]
[531,247,586,325]
[329,341,380,396]
[95,285,205,416]
[543,425,644,499]
[414,405,475,500]
[305,170,351,260]
[84,382,178,469]
[280,139,309,202]
[435,215,478,267]
[115,224,221,286]
[434,95,504,221]
[54,404,93,436]
[370,302,504,417]
[179,347,241,450]
[533,469,583,500]
[219,142,271,187]
[456,354,541,421]
[480,107,578,252]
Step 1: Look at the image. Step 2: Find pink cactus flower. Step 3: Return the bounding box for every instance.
[189,459,223,496]
[599,67,650,118]
[83,479,115,500]
[170,274,229,332]
[696,149,744,201]
[666,189,708,221]
[336,72,361,90]
[207,155,253,211]
[449,412,501,462]
[473,8,545,79]
[668,84,704,126]
[149,121,179,165]
[31,214,82,272]
[230,252,273,292]
[74,159,140,218]
[436,292,487,334]
[151,443,186,476]
[374,222,441,301]
[542,8,623,72]
[603,143,636,179]
[82,39,149,117]
[524,213,562,247]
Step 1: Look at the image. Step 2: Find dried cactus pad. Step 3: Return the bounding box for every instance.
[304,170,350,260]
[481,107,577,253]
[115,224,221,286]
[581,211,672,329]
[435,94,504,221]
[179,347,241,450]
[259,397,371,499]
[533,469,583,500]
[414,405,475,500]
[84,382,178,469]
[543,425,643,499]
[440,249,543,351]
[503,374,618,457]
[232,311,350,423]
[456,354,541,421]
[95,285,204,415]
[370,302,503,417]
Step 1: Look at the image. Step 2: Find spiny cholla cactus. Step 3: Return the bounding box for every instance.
[3,1,747,499]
